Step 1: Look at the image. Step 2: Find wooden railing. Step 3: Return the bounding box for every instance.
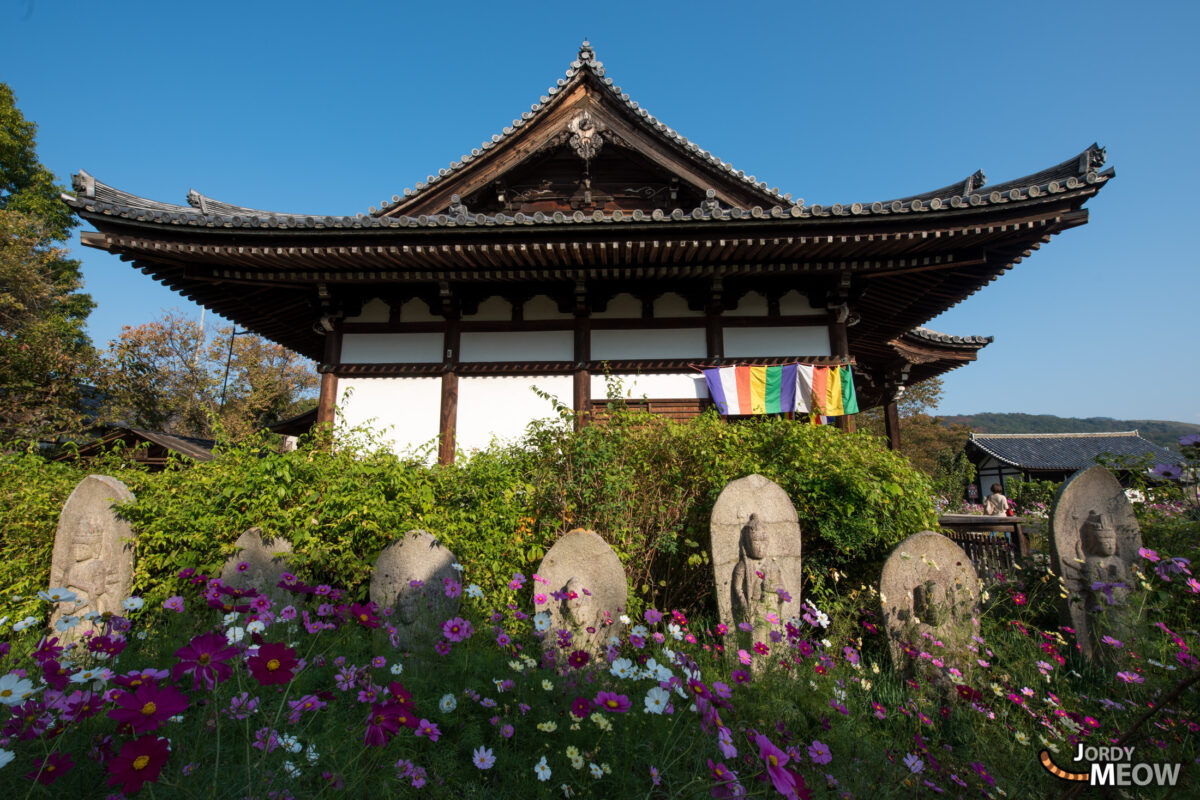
[938,515,1030,576]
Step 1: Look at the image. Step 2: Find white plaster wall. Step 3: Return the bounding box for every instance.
[345,297,390,322]
[654,292,703,317]
[591,372,708,400]
[456,375,573,454]
[593,292,642,318]
[524,294,570,320]
[729,291,769,316]
[460,331,574,362]
[463,296,512,321]
[592,328,706,360]
[398,298,441,322]
[722,326,831,357]
[337,377,441,456]
[341,333,443,363]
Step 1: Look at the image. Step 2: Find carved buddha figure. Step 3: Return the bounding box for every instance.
[1080,511,1130,610]
[561,576,596,630]
[730,514,786,624]
[912,580,949,628]
[60,512,122,616]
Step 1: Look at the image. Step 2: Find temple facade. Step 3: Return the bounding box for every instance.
[65,43,1112,462]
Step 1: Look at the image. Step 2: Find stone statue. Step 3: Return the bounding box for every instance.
[220,528,292,602]
[369,530,460,649]
[730,514,787,624]
[1049,465,1144,660]
[534,530,627,658]
[48,476,137,634]
[880,531,979,679]
[710,477,803,669]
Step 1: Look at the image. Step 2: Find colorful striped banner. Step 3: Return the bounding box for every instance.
[703,363,858,417]
[703,364,798,415]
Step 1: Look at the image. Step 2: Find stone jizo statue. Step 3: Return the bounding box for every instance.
[730,513,787,624]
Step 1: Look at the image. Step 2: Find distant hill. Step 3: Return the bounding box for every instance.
[938,413,1200,453]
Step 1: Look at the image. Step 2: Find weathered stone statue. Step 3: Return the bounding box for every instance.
[534,529,627,657]
[369,530,460,648]
[1049,465,1143,660]
[710,476,803,665]
[730,513,787,625]
[880,531,979,678]
[48,476,138,633]
[220,527,293,602]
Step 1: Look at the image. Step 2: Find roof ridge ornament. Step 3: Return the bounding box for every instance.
[1080,144,1106,174]
[567,111,604,161]
[72,170,95,199]
[963,169,986,195]
[578,39,594,61]
[186,189,209,214]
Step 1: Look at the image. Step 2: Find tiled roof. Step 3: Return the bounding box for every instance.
[61,44,1112,233]
[904,327,993,349]
[967,432,1180,470]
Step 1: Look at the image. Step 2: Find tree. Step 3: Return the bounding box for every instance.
[0,83,94,443]
[858,377,975,478]
[96,311,318,441]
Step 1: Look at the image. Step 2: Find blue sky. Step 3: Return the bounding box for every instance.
[3,1,1197,423]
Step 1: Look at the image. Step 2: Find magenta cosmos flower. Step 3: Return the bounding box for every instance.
[247,642,299,686]
[107,735,170,795]
[26,751,73,785]
[108,683,189,733]
[594,691,631,713]
[442,617,474,642]
[349,602,380,628]
[173,631,239,690]
[756,732,797,798]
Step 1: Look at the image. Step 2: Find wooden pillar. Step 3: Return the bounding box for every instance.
[884,397,901,451]
[438,316,460,465]
[705,278,724,362]
[827,311,855,433]
[316,327,342,435]
[572,283,591,430]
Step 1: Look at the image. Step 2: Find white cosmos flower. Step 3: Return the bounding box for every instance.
[643,686,669,714]
[283,760,300,778]
[451,563,464,573]
[38,588,78,604]
[226,627,246,645]
[439,693,457,713]
[12,616,39,632]
[223,612,239,627]
[533,612,551,632]
[390,662,404,675]
[0,674,37,706]
[0,616,7,629]
[535,756,551,781]
[0,748,14,769]
[69,667,112,685]
[609,658,634,679]
[122,596,144,612]
[245,620,266,635]
[305,744,319,764]
[619,614,631,625]
[54,616,80,632]
[465,584,483,599]
[667,622,683,640]
[630,624,648,639]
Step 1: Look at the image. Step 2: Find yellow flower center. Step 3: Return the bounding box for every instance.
[141,701,157,716]
[359,614,369,622]
[133,755,150,771]
[198,654,211,665]
[0,690,11,698]
[769,754,778,767]
[267,659,281,671]
[606,700,618,709]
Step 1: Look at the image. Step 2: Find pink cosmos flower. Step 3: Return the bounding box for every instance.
[473,746,496,769]
[248,642,300,686]
[708,758,744,799]
[571,696,592,718]
[1139,547,1160,562]
[594,691,631,713]
[1117,671,1144,684]
[808,739,832,765]
[26,751,73,785]
[415,718,441,741]
[108,683,189,733]
[644,608,663,624]
[172,632,239,690]
[442,617,473,642]
[106,735,170,795]
[756,732,796,798]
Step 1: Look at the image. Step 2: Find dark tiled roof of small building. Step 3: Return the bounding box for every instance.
[967,431,1180,471]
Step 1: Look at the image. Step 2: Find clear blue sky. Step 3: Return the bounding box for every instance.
[3,1,1197,423]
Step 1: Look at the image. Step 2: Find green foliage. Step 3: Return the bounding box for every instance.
[929,449,978,511]
[1006,476,1059,516]
[0,405,937,621]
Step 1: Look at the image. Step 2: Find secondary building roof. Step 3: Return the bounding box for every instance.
[967,431,1180,471]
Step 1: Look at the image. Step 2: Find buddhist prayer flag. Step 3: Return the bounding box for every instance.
[703,364,798,415]
[703,363,858,417]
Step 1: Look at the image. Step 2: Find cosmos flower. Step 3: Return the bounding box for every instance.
[106,735,170,796]
[25,751,73,785]
[473,746,496,769]
[248,642,299,686]
[108,683,189,733]
[173,632,239,690]
[594,691,631,713]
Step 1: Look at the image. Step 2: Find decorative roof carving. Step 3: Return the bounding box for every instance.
[567,111,604,161]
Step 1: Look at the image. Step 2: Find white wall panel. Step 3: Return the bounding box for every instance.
[780,290,821,315]
[524,294,570,320]
[345,297,390,322]
[654,292,703,317]
[341,333,443,363]
[591,372,708,399]
[463,296,512,321]
[337,377,441,457]
[460,331,574,362]
[729,291,769,316]
[723,326,831,357]
[593,292,642,318]
[591,328,706,360]
[456,375,573,454]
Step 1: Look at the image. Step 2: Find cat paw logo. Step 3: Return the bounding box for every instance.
[1040,747,1182,787]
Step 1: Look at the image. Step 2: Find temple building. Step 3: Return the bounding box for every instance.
[64,43,1112,463]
